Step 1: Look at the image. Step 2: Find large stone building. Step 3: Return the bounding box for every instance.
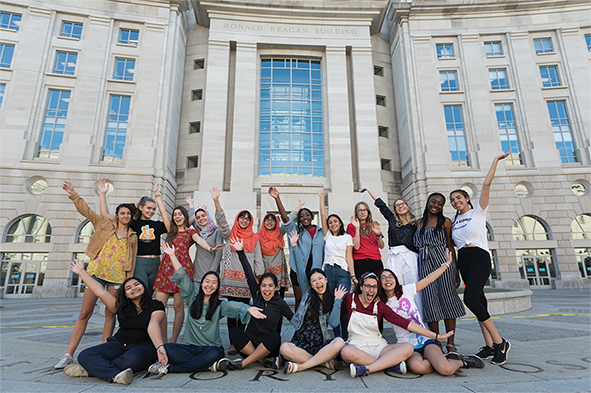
[1,0,589,298]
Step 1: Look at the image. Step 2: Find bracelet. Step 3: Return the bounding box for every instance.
[435,334,439,341]
[443,262,450,268]
[156,344,164,350]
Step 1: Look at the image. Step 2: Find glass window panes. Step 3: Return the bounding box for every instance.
[60,22,82,39]
[374,66,383,76]
[436,44,454,59]
[189,122,200,134]
[0,83,4,108]
[539,66,560,87]
[53,52,77,75]
[37,90,70,158]
[118,29,139,46]
[489,69,508,90]
[192,90,202,100]
[381,159,391,171]
[571,214,591,240]
[512,216,549,241]
[444,105,468,166]
[113,58,135,81]
[514,183,530,198]
[1,253,48,296]
[102,95,130,162]
[259,58,324,177]
[376,96,386,106]
[194,59,204,69]
[0,12,21,31]
[187,156,198,168]
[484,41,503,56]
[440,71,458,92]
[575,248,591,278]
[534,38,553,54]
[0,43,15,68]
[5,215,52,243]
[547,101,577,163]
[29,178,48,195]
[586,35,591,51]
[495,104,521,165]
[486,223,494,241]
[77,221,94,244]
[378,126,388,138]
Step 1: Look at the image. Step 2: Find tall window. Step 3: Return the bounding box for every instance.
[439,71,458,92]
[539,66,560,87]
[103,95,130,162]
[259,58,324,177]
[0,12,21,31]
[586,35,591,51]
[547,101,576,163]
[0,43,15,68]
[444,105,468,166]
[534,38,553,54]
[436,44,454,59]
[571,214,591,240]
[38,90,70,158]
[0,84,4,108]
[4,215,52,243]
[114,58,135,81]
[489,69,508,90]
[495,104,521,165]
[118,29,139,46]
[60,22,82,39]
[53,52,77,75]
[484,41,503,57]
[512,216,550,241]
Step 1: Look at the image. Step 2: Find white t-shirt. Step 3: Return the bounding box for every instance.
[323,231,353,272]
[451,202,489,252]
[386,284,429,349]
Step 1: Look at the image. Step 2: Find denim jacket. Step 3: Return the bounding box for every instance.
[283,218,325,275]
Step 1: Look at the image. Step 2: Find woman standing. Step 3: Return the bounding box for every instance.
[346,201,385,278]
[63,261,166,385]
[55,181,138,370]
[450,152,512,365]
[258,213,290,303]
[414,193,465,354]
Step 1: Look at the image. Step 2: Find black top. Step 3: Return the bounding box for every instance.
[236,250,293,343]
[130,219,167,256]
[114,300,165,345]
[374,198,418,253]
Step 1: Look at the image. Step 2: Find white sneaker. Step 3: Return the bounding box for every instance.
[113,368,133,385]
[55,354,73,369]
[63,364,88,377]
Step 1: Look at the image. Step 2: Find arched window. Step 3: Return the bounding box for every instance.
[512,216,550,241]
[486,222,494,242]
[485,223,499,281]
[571,214,591,240]
[76,221,94,244]
[4,215,51,243]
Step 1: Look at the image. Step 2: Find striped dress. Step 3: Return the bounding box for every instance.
[414,226,465,323]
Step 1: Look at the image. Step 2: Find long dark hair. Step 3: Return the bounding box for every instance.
[327,214,346,236]
[306,268,334,318]
[135,196,155,220]
[115,203,137,226]
[296,208,315,232]
[190,271,222,320]
[450,189,474,224]
[166,206,190,245]
[258,272,278,296]
[116,277,155,319]
[378,269,403,302]
[419,193,446,236]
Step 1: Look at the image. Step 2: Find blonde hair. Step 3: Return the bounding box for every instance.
[394,198,416,227]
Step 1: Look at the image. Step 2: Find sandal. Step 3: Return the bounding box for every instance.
[446,344,458,354]
[283,361,298,375]
[323,359,335,370]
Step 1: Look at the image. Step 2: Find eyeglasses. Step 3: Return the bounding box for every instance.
[394,202,407,208]
[357,209,368,212]
[362,284,378,290]
[380,275,395,281]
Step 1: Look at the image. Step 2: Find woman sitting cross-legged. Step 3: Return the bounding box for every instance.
[226,238,294,371]
[63,261,166,385]
[378,249,484,376]
[147,242,266,375]
[341,272,454,378]
[280,231,348,374]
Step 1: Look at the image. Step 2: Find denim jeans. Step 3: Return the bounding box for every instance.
[78,337,157,382]
[164,343,224,373]
[323,264,351,339]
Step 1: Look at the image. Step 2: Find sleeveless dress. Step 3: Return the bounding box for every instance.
[414,227,465,323]
[154,229,197,294]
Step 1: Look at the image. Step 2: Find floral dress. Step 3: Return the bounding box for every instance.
[87,233,127,284]
[291,308,331,356]
[154,228,197,294]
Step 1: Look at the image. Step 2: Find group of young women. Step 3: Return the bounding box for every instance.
[55,152,511,385]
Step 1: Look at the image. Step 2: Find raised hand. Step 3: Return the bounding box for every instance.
[359,188,368,193]
[153,183,160,197]
[317,187,325,197]
[184,196,194,207]
[68,259,85,274]
[288,230,299,247]
[350,216,360,229]
[248,306,267,320]
[62,181,75,194]
[297,197,305,207]
[97,178,109,194]
[372,220,381,235]
[161,242,176,256]
[496,151,511,161]
[210,186,221,201]
[437,330,454,342]
[334,284,348,300]
[268,186,279,199]
[229,237,243,251]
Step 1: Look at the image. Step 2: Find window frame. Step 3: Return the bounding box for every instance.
[539,65,561,88]
[534,38,554,54]
[444,105,469,167]
[484,41,503,57]
[374,65,384,76]
[187,156,199,168]
[547,100,577,163]
[37,89,71,159]
[194,59,205,69]
[60,22,83,40]
[378,126,388,138]
[436,43,455,59]
[102,95,131,162]
[189,121,200,134]
[113,58,136,81]
[0,43,15,69]
[495,103,522,165]
[53,51,78,76]
[439,70,459,92]
[0,12,21,32]
[118,28,139,46]
[489,68,509,90]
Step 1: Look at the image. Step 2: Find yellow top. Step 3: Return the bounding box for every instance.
[87,233,128,284]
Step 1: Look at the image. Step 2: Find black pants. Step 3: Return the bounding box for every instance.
[457,247,491,322]
[226,297,250,331]
[353,258,383,279]
[229,327,281,358]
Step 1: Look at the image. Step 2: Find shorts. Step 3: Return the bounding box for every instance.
[348,341,389,359]
[90,275,121,289]
[413,339,438,356]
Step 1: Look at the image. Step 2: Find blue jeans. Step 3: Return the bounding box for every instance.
[323,264,351,339]
[78,337,157,382]
[164,343,224,373]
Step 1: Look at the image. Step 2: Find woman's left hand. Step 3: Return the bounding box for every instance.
[350,216,360,229]
[184,196,194,207]
[157,346,168,366]
[161,242,176,256]
[372,221,381,235]
[436,330,454,342]
[496,151,511,161]
[209,244,224,253]
[248,306,267,320]
[68,260,85,275]
[334,284,348,300]
[230,237,243,251]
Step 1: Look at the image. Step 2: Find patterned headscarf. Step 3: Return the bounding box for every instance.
[193,208,218,240]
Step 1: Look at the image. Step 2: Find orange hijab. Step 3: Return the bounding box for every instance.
[230,210,258,253]
[258,213,285,256]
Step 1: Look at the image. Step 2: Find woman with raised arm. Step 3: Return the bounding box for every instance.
[211,187,264,354]
[414,193,465,354]
[152,185,223,344]
[55,181,138,370]
[360,188,422,315]
[280,231,347,374]
[146,243,266,375]
[378,250,484,376]
[63,261,166,385]
[342,272,454,378]
[99,180,167,296]
[225,238,294,371]
[185,196,224,284]
[450,152,512,365]
[346,201,385,278]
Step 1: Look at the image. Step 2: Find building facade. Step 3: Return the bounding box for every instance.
[1,0,589,298]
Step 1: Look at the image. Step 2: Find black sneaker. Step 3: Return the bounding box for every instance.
[260,357,280,370]
[475,345,495,360]
[491,339,511,365]
[460,355,485,369]
[445,352,462,361]
[211,358,231,372]
[228,359,243,371]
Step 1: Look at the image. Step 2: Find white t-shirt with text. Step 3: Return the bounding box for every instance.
[451,202,489,252]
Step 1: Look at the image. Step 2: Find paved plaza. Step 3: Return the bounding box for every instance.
[0,289,589,392]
